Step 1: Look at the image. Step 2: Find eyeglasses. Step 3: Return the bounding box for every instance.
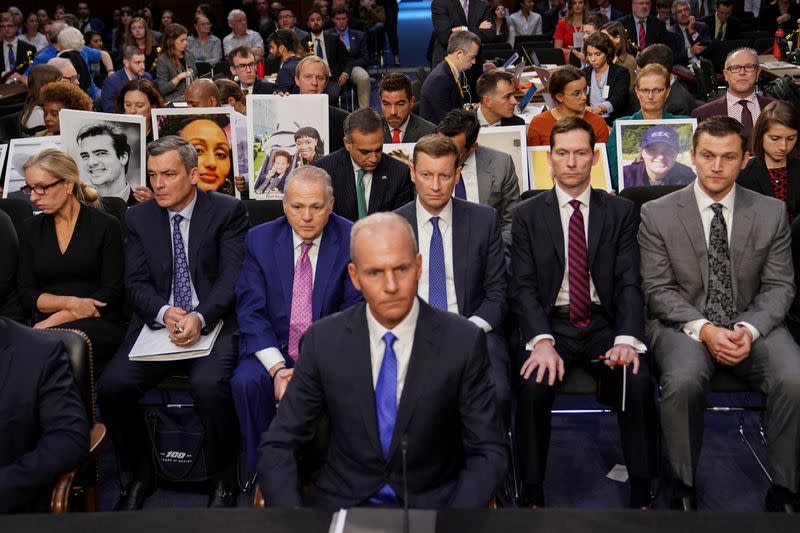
[636,87,667,96]
[234,62,257,71]
[63,73,80,82]
[20,180,64,196]
[725,63,759,73]
[565,87,590,98]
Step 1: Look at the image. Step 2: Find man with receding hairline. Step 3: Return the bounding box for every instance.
[259,211,507,509]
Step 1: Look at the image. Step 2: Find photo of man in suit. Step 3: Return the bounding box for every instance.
[639,116,800,512]
[101,47,153,113]
[233,165,362,474]
[419,31,480,125]
[380,72,436,143]
[315,107,414,221]
[97,136,249,510]
[75,122,135,203]
[258,212,507,509]
[510,116,657,509]
[475,70,525,127]
[395,134,511,422]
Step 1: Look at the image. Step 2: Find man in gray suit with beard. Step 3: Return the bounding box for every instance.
[639,116,800,513]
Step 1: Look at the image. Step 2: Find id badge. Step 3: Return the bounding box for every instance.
[602,85,610,99]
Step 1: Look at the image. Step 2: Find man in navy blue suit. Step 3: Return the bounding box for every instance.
[419,30,480,125]
[232,166,362,474]
[395,134,510,422]
[97,136,249,510]
[315,107,414,221]
[101,47,153,113]
[0,318,89,513]
[327,6,371,109]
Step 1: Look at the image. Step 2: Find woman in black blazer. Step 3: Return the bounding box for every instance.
[582,31,629,126]
[738,100,800,222]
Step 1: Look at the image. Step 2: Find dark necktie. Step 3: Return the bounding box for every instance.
[706,203,735,327]
[428,217,447,310]
[356,168,367,219]
[7,43,15,69]
[171,214,193,312]
[738,99,753,134]
[315,37,324,58]
[568,199,591,328]
[716,24,724,40]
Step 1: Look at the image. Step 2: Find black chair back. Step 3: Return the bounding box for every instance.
[514,35,555,50]
[530,47,565,66]
[519,189,549,201]
[415,66,429,85]
[619,185,684,211]
[40,329,94,422]
[0,198,34,239]
[99,196,127,225]
[243,199,285,227]
[212,60,230,79]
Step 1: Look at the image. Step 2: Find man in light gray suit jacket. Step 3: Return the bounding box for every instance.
[639,116,800,513]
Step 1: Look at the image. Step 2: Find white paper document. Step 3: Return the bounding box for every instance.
[129,320,223,361]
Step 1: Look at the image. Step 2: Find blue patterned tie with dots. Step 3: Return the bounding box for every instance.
[428,216,447,310]
[172,214,193,312]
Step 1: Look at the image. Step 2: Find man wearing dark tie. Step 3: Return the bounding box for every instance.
[305,8,353,102]
[97,136,249,510]
[510,117,657,509]
[315,107,414,221]
[639,116,800,512]
[232,166,362,475]
[395,134,510,422]
[258,212,507,509]
[700,0,741,41]
[327,6,371,109]
[620,0,674,55]
[419,31,480,125]
[379,72,436,144]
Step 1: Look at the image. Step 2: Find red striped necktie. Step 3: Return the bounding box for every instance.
[568,199,591,328]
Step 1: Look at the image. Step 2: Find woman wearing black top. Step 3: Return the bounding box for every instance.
[17,148,125,366]
[581,31,629,125]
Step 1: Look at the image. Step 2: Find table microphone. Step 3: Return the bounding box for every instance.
[401,435,409,533]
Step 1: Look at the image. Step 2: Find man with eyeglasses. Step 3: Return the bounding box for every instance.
[47,56,80,86]
[0,11,36,83]
[670,1,711,68]
[228,46,272,95]
[419,30,480,125]
[620,0,678,57]
[224,10,264,61]
[692,47,773,144]
[277,7,310,44]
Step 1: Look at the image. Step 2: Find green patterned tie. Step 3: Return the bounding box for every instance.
[356,168,367,219]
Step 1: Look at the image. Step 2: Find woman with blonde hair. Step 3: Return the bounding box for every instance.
[18,148,125,366]
[19,64,62,135]
[155,23,195,99]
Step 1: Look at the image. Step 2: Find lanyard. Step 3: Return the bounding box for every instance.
[445,58,464,100]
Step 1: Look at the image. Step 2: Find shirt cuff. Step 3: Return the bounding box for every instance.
[194,312,206,329]
[614,335,647,353]
[468,315,493,333]
[599,100,614,115]
[255,347,286,372]
[155,305,170,326]
[525,334,555,351]
[735,322,761,342]
[683,318,710,341]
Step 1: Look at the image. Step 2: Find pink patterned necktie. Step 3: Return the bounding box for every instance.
[288,242,313,360]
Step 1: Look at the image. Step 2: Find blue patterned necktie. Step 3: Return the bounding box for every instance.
[706,203,734,327]
[428,216,447,310]
[371,331,398,504]
[315,37,323,58]
[172,214,193,312]
[7,44,15,70]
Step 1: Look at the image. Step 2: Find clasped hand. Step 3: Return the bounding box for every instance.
[164,307,202,347]
[700,324,752,365]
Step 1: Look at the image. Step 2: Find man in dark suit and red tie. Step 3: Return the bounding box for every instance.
[232,166,362,475]
[620,0,677,57]
[510,117,657,509]
[258,212,507,509]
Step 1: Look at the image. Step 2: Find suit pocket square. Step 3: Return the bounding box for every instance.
[381,175,387,180]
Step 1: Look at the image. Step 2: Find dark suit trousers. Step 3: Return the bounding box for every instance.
[97,328,239,478]
[487,332,512,427]
[515,311,657,487]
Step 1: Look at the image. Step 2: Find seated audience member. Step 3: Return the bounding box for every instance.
[38,80,94,136]
[620,0,673,53]
[419,31,480,125]
[0,11,36,82]
[511,116,657,509]
[327,6,370,109]
[671,1,711,68]
[295,55,350,152]
[760,0,800,35]
[97,136,249,510]
[635,44,698,116]
[253,0,277,36]
[17,148,125,365]
[593,0,624,20]
[84,31,110,89]
[76,2,104,36]
[701,0,741,41]
[116,79,162,203]
[305,9,354,103]
[30,20,66,68]
[229,45,272,94]
[600,21,636,88]
[19,11,49,52]
[582,31,629,124]
[258,212,507,509]
[102,46,152,113]
[233,166,362,473]
[267,29,301,93]
[47,56,81,88]
[124,17,158,74]
[395,134,511,420]
[277,7,310,44]
[0,317,89,513]
[475,70,525,127]
[553,0,588,62]
[607,64,688,189]
[436,109,520,249]
[655,0,676,31]
[315,107,413,221]
[188,14,223,66]
[110,7,132,56]
[0,210,23,322]
[538,0,567,34]
[379,72,436,143]
[216,78,247,114]
[692,48,773,146]
[527,65,609,147]
[639,116,800,513]
[571,12,608,67]
[224,9,265,60]
[738,101,800,223]
[155,24,195,100]
[19,64,62,136]
[486,1,511,45]
[508,0,543,45]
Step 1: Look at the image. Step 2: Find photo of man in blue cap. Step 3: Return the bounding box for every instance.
[622,124,696,189]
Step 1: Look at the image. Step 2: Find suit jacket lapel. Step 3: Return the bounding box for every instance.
[452,200,468,313]
[348,307,383,458]
[544,189,565,267]
[587,189,605,268]
[311,220,339,319]
[187,190,212,282]
[0,333,12,396]
[368,159,388,213]
[475,147,492,204]
[729,186,755,304]
[336,151,358,219]
[676,186,709,292]
[274,221,294,313]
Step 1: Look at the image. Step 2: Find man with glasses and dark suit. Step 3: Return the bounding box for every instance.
[419,31,480,125]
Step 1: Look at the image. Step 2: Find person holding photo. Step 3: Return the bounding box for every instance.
[622,124,696,189]
[117,79,164,203]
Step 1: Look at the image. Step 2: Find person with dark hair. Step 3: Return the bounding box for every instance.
[419,31,480,124]
[38,80,94,136]
[267,29,300,93]
[315,107,413,221]
[592,0,625,21]
[19,11,48,52]
[622,124,696,188]
[305,9,354,102]
[640,115,800,512]
[738,101,800,222]
[700,0,741,41]
[553,0,589,62]
[0,11,37,82]
[216,78,246,114]
[671,1,711,68]
[102,46,153,113]
[327,6,370,109]
[116,78,163,144]
[475,70,525,127]
[76,122,135,203]
[19,64,62,135]
[123,17,158,74]
[760,0,800,34]
[436,109,520,248]
[379,71,435,143]
[76,2,104,36]
[229,45,272,94]
[508,0,543,44]
[600,20,636,87]
[277,7,310,43]
[511,116,657,509]
[155,23,195,99]
[253,150,293,193]
[97,135,249,511]
[430,0,493,66]
[655,0,676,31]
[294,126,325,166]
[111,6,133,55]
[582,31,629,124]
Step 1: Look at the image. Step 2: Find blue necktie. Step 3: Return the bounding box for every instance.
[454,177,466,200]
[172,214,193,312]
[428,217,447,310]
[371,331,398,504]
[315,38,323,58]
[7,44,15,69]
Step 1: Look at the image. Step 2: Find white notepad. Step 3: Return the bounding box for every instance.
[128,320,223,361]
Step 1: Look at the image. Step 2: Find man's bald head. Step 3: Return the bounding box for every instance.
[185,79,220,108]
[350,212,418,266]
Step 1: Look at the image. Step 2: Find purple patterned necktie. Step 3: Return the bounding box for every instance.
[172,214,193,312]
[288,242,313,360]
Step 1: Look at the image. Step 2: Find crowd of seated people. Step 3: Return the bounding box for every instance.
[4,0,800,517]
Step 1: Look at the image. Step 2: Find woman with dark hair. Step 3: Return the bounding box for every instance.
[293,127,325,167]
[19,12,48,52]
[488,1,511,45]
[19,65,62,135]
[739,100,800,222]
[600,21,637,89]
[216,78,246,114]
[155,23,195,99]
[526,65,609,146]
[553,0,588,62]
[37,81,94,136]
[85,30,110,88]
[112,6,133,55]
[582,31,629,124]
[124,17,159,74]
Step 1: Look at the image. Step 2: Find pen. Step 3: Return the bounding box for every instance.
[590,356,629,366]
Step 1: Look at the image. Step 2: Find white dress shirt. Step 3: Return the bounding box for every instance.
[528,184,645,352]
[414,198,492,332]
[311,33,327,61]
[458,151,480,203]
[352,157,373,205]
[476,106,500,127]
[255,230,324,371]
[682,180,760,341]
[725,90,762,127]
[367,297,420,405]
[2,38,19,74]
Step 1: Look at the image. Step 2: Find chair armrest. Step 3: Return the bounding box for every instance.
[50,423,107,513]
[253,485,266,508]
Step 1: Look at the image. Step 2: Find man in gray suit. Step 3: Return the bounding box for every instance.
[639,116,800,513]
[436,109,520,250]
[379,72,436,144]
